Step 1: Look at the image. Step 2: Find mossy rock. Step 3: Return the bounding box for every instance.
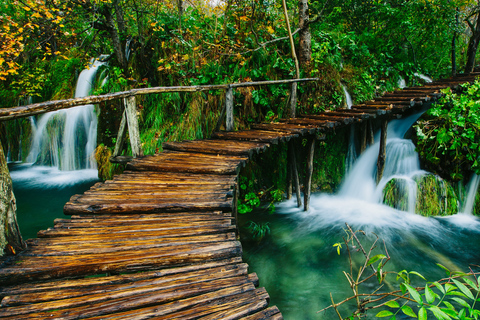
[382,178,412,212]
[414,174,458,216]
[382,174,459,216]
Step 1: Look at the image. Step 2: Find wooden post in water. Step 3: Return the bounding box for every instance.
[225,86,234,131]
[124,95,143,157]
[112,109,127,157]
[290,82,297,118]
[286,145,293,200]
[304,137,315,211]
[360,122,367,153]
[288,140,302,207]
[367,120,375,147]
[376,120,388,184]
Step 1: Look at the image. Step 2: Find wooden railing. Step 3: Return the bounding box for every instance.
[0,78,318,160]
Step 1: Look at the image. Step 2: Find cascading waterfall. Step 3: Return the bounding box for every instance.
[27,59,106,171]
[341,84,353,109]
[461,174,480,214]
[11,59,106,188]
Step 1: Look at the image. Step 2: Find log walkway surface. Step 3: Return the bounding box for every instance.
[0,74,478,319]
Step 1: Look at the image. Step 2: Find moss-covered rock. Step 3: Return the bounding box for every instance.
[382,178,412,212]
[382,174,459,216]
[415,174,458,216]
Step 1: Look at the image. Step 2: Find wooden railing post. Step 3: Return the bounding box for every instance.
[124,95,143,157]
[112,109,127,158]
[290,82,297,118]
[225,86,234,131]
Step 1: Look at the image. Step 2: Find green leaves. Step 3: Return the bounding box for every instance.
[415,80,480,181]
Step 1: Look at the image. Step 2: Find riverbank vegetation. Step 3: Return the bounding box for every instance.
[3,0,480,161]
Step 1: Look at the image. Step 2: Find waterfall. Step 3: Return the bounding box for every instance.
[27,59,106,171]
[339,112,425,204]
[345,125,357,174]
[398,77,406,89]
[414,73,433,83]
[461,174,480,214]
[341,84,353,109]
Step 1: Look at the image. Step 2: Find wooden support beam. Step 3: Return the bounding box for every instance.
[112,109,127,157]
[376,120,388,184]
[367,120,374,147]
[304,137,315,211]
[360,122,367,153]
[290,82,297,118]
[288,141,302,208]
[124,96,143,158]
[225,87,234,132]
[286,145,292,200]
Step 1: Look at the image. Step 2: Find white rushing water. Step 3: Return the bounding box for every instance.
[341,84,353,109]
[278,111,480,240]
[414,72,433,83]
[18,59,106,186]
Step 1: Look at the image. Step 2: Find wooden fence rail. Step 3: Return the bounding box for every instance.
[0,78,318,160]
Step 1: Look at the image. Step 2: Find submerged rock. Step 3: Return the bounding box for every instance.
[382,174,458,216]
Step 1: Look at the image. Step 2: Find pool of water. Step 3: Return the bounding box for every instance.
[8,163,99,240]
[239,195,480,320]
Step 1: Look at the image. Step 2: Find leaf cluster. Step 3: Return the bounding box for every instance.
[415,81,480,181]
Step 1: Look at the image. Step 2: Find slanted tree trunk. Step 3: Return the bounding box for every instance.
[298,0,312,66]
[0,143,25,256]
[465,9,480,73]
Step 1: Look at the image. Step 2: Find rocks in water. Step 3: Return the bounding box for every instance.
[382,174,458,216]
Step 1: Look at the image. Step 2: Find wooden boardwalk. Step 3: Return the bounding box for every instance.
[0,74,478,319]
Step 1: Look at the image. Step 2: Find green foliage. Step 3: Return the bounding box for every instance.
[415,81,480,182]
[382,175,459,216]
[320,224,480,320]
[246,221,270,241]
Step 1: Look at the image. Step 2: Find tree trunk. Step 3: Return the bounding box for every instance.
[465,10,480,74]
[452,8,459,77]
[102,6,127,72]
[0,143,25,256]
[298,0,311,66]
[282,0,300,79]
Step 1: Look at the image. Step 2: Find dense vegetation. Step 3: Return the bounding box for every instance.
[2,0,480,157]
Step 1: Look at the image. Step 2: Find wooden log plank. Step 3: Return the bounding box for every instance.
[1,264,249,307]
[323,110,373,119]
[300,114,356,124]
[242,306,283,320]
[38,221,234,238]
[81,283,259,320]
[69,192,232,203]
[34,226,236,246]
[27,232,236,250]
[211,130,297,144]
[280,118,337,129]
[199,299,268,320]
[0,275,253,319]
[0,241,242,285]
[250,123,317,135]
[163,140,270,156]
[126,161,241,175]
[63,198,233,215]
[0,257,243,297]
[25,233,237,255]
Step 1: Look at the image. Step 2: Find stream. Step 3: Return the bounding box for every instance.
[241,113,480,319]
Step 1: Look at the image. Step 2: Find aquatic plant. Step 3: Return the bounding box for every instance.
[320,223,480,320]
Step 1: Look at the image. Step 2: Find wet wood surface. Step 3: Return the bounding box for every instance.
[1,74,476,319]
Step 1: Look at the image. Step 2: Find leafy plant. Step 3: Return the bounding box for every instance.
[319,223,480,320]
[415,81,480,181]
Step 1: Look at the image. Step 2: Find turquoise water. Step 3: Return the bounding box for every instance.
[9,163,98,240]
[239,196,480,320]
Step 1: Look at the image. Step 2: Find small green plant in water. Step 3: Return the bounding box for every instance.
[246,221,270,241]
[320,223,480,320]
